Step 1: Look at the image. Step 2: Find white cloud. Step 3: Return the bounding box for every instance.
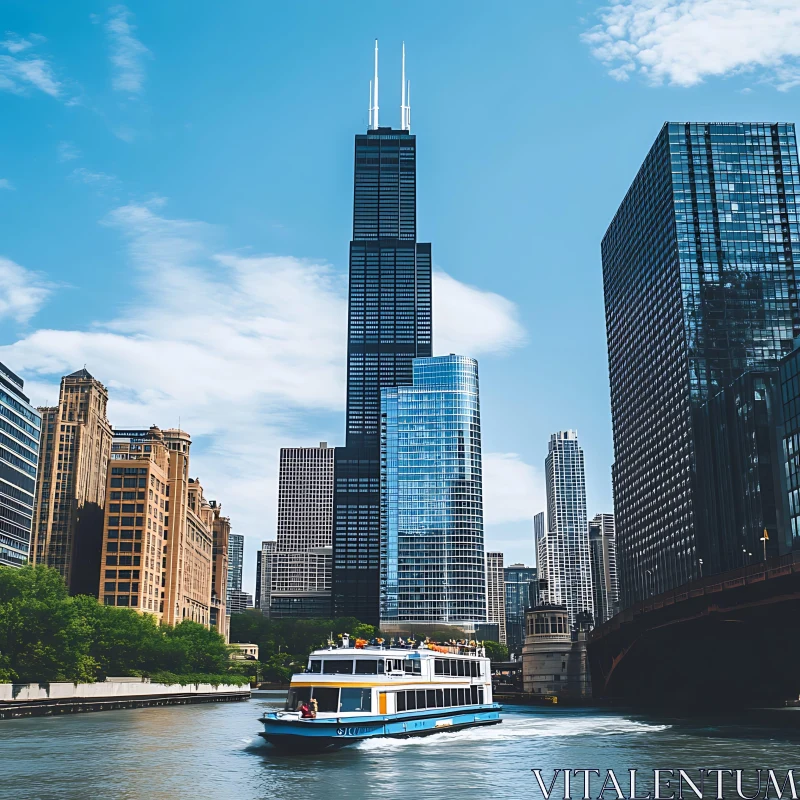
[0,201,526,576]
[582,0,800,90]
[0,53,61,97]
[0,178,13,190]
[57,141,80,162]
[70,167,118,187]
[0,257,54,324]
[433,270,526,356]
[482,452,544,526]
[1,35,34,54]
[106,5,149,94]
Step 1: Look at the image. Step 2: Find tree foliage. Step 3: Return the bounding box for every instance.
[229,611,378,663]
[482,640,509,662]
[0,565,235,684]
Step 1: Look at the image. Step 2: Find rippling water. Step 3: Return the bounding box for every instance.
[2,698,798,800]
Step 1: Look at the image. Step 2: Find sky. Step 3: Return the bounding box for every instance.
[2,0,800,594]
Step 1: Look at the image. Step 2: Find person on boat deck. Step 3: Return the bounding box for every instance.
[299,701,314,719]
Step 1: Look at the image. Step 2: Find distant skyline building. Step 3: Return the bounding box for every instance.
[603,122,800,606]
[588,513,619,625]
[540,431,593,627]
[209,500,230,639]
[486,552,507,644]
[332,44,433,625]
[31,368,112,595]
[228,589,253,614]
[271,443,334,618]
[504,564,537,655]
[380,355,486,633]
[227,532,244,606]
[255,539,276,614]
[0,362,41,567]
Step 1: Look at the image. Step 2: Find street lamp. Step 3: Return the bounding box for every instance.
[645,568,654,598]
[760,534,768,562]
[698,558,704,579]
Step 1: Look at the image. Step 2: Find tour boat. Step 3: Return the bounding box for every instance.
[259,634,502,751]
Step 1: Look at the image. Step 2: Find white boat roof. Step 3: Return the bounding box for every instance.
[310,646,486,658]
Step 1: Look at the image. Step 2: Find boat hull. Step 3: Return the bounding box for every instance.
[260,704,502,752]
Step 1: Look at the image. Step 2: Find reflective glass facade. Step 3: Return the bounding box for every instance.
[504,564,537,654]
[0,362,41,566]
[226,532,243,606]
[333,127,432,624]
[380,356,486,627]
[603,122,800,607]
[780,348,800,549]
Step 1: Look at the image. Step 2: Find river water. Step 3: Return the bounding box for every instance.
[2,698,798,800]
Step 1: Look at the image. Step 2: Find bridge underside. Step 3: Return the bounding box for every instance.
[588,555,800,709]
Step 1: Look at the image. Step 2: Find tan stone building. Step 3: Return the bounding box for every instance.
[486,552,507,645]
[209,500,230,640]
[31,369,113,596]
[99,426,169,617]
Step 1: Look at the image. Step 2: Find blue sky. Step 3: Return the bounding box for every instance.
[2,1,800,593]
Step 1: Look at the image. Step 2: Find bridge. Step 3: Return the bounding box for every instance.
[587,552,800,708]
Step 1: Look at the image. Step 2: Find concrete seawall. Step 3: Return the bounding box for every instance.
[0,679,251,719]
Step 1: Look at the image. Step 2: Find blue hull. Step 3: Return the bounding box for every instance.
[260,703,502,752]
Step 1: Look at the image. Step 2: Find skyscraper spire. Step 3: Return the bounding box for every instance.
[372,39,379,129]
[401,42,410,131]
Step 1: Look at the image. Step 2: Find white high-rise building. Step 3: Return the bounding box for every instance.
[589,513,619,625]
[270,443,334,618]
[486,552,507,644]
[256,540,276,614]
[533,511,549,603]
[540,431,593,627]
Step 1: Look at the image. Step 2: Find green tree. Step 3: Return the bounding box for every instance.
[162,621,231,674]
[482,640,509,662]
[0,566,97,683]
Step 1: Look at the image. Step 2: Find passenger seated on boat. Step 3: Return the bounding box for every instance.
[299,701,314,719]
[309,699,318,718]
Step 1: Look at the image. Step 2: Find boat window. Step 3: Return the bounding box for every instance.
[416,690,426,710]
[403,659,422,675]
[426,689,436,708]
[434,659,444,675]
[340,688,372,712]
[377,659,384,674]
[308,659,321,674]
[470,661,478,677]
[436,689,444,708]
[457,660,465,677]
[478,686,484,705]
[406,691,416,710]
[322,659,353,674]
[311,687,339,713]
[388,658,403,672]
[354,659,378,675]
[284,687,311,711]
[457,688,466,705]
[396,691,406,711]
[470,685,479,704]
[448,661,457,676]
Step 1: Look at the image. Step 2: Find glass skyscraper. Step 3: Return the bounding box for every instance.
[603,122,800,606]
[332,123,432,624]
[226,531,243,606]
[539,431,593,627]
[0,361,41,567]
[504,564,537,654]
[379,355,486,631]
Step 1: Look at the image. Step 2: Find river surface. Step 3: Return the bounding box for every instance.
[2,698,799,800]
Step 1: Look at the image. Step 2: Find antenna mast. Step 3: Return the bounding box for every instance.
[400,42,411,131]
[372,39,379,129]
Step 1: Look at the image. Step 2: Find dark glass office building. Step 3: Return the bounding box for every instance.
[603,122,800,607]
[504,564,537,655]
[0,361,41,566]
[332,126,432,623]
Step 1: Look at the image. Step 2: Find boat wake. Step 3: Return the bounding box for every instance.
[354,715,670,751]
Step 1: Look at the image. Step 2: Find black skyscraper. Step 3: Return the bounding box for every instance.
[603,122,800,608]
[332,91,432,623]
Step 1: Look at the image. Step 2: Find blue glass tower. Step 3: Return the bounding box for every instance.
[603,122,800,606]
[332,57,433,623]
[0,361,41,566]
[380,355,486,630]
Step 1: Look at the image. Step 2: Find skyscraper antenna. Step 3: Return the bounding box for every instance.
[407,80,411,132]
[401,42,406,130]
[372,39,379,129]
[369,79,373,128]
